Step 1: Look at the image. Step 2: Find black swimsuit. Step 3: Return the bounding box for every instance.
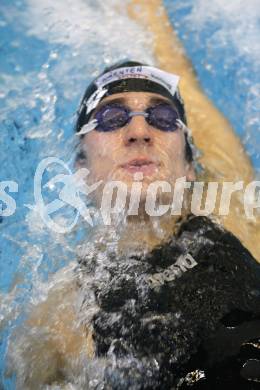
[78,215,260,389]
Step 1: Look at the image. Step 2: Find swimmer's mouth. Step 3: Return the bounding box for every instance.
[120,158,159,175]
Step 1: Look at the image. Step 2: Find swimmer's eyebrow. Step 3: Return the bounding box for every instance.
[148,97,173,106]
[96,97,126,109]
[94,96,174,112]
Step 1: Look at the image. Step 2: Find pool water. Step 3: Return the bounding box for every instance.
[0,0,259,388]
[164,0,260,173]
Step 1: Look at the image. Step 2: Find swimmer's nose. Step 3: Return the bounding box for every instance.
[123,115,153,146]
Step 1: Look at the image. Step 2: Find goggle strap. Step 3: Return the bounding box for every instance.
[176,119,200,161]
[76,119,98,136]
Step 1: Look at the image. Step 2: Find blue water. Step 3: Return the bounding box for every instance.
[0,0,259,388]
[164,0,260,173]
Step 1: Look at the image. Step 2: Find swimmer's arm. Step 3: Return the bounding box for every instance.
[7,282,94,389]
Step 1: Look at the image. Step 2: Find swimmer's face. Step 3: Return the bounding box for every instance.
[79,91,195,203]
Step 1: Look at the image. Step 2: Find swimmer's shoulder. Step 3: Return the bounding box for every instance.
[7,262,94,389]
[27,261,79,327]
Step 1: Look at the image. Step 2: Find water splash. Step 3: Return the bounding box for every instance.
[0,0,155,387]
[164,0,260,173]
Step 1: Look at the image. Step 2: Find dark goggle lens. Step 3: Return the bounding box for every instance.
[95,104,129,131]
[94,102,179,132]
[146,103,179,131]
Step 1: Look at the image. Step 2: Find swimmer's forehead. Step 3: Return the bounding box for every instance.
[96,91,175,110]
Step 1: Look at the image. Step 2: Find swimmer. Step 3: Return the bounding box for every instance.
[7,61,260,389]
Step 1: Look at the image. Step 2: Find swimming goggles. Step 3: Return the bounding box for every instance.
[77,102,182,135]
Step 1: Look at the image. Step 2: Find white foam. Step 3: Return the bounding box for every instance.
[23,0,155,62]
[185,0,260,64]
